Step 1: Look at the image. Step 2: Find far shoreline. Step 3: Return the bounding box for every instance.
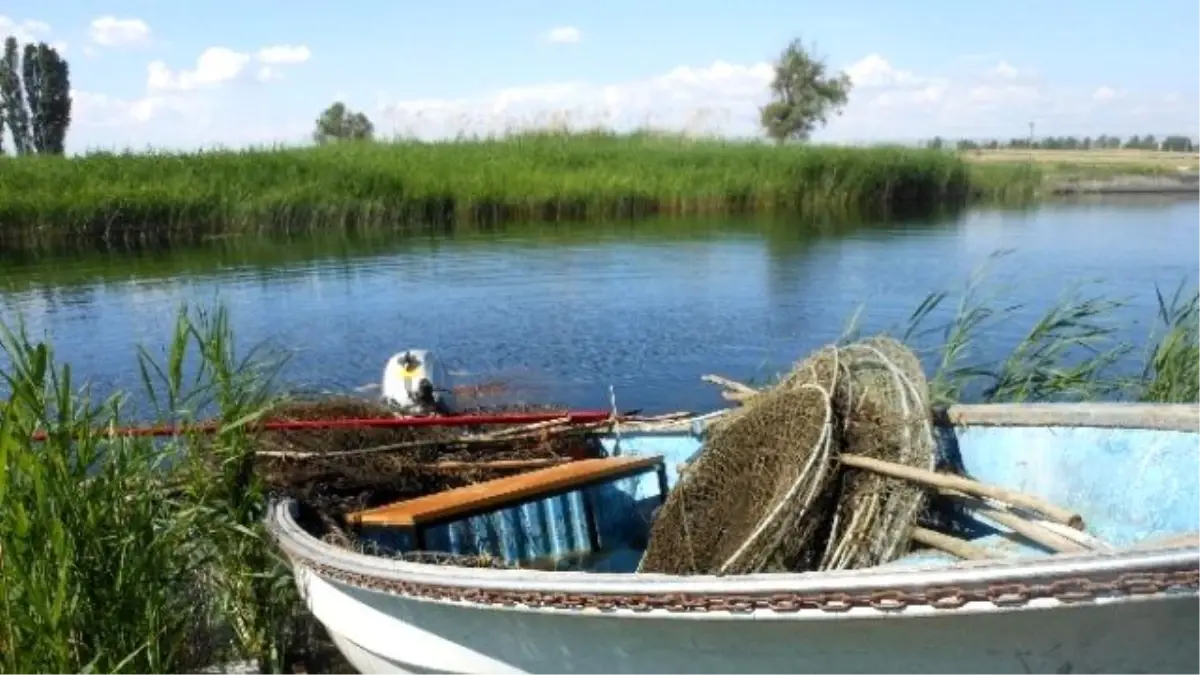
[1,133,1196,254]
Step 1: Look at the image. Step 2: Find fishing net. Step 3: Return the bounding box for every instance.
[252,396,602,548]
[638,335,937,575]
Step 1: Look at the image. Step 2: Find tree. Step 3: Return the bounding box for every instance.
[1161,135,1196,152]
[313,102,375,144]
[758,38,851,143]
[0,37,30,155]
[0,36,70,156]
[928,136,944,150]
[22,42,71,154]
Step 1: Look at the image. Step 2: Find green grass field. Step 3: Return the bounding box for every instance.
[964,147,1198,169]
[963,147,1199,181]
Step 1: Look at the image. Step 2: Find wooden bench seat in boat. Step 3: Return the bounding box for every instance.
[347,455,669,552]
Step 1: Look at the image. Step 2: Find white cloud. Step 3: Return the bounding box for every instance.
[72,89,206,128]
[965,83,1039,106]
[542,26,582,44]
[845,54,933,88]
[370,54,1197,143]
[1092,86,1127,102]
[70,41,313,149]
[68,51,1198,152]
[254,45,311,81]
[376,55,1051,141]
[148,47,251,91]
[0,15,50,44]
[0,16,66,54]
[147,43,311,92]
[88,16,151,48]
[257,45,311,65]
[989,61,1020,80]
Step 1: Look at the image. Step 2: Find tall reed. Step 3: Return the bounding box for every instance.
[0,132,986,249]
[840,253,1198,405]
[0,306,323,674]
[1136,281,1200,403]
[0,320,207,672]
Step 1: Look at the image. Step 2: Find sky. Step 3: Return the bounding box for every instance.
[2,0,1198,153]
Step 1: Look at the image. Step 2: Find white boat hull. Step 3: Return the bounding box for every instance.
[292,560,1198,674]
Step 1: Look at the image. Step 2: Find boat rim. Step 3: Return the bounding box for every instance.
[266,402,1200,611]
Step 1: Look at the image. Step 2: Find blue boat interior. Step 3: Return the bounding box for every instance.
[353,421,1200,573]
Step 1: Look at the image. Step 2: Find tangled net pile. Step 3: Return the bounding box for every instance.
[639,336,937,575]
[253,396,598,548]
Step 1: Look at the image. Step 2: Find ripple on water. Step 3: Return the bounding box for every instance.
[0,202,1196,412]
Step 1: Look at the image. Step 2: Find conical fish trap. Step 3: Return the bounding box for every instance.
[639,336,937,575]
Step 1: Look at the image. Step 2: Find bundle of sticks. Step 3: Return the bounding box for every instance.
[255,409,695,464]
[700,373,1114,560]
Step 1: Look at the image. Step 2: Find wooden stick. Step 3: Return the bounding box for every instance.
[911,526,996,561]
[488,417,576,439]
[1028,519,1113,551]
[946,492,1089,553]
[423,458,569,472]
[700,369,753,396]
[838,454,1085,530]
[720,390,758,403]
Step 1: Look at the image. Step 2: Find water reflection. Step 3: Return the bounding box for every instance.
[0,201,1196,414]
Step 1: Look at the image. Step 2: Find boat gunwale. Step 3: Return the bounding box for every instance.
[268,402,1200,612]
[938,402,1198,432]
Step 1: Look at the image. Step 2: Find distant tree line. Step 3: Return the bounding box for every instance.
[926,134,1197,153]
[0,35,71,156]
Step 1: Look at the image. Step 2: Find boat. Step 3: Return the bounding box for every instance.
[266,353,1200,674]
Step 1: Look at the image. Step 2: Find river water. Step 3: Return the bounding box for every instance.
[1,197,1196,414]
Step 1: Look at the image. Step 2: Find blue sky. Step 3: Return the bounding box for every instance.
[3,0,1197,152]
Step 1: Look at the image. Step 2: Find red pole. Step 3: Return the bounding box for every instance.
[27,410,617,441]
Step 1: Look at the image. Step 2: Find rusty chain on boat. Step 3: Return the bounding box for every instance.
[302,561,1198,614]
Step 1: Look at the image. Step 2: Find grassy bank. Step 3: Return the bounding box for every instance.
[0,132,984,248]
[2,272,1196,672]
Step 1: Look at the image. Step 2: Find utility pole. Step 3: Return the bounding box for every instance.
[1028,121,1035,162]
